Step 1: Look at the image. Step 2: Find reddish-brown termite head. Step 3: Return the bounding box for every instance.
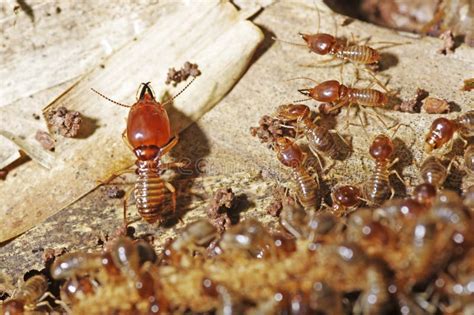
[274,137,305,168]
[369,134,394,160]
[299,32,337,55]
[424,117,456,153]
[275,104,311,122]
[298,80,347,103]
[127,83,171,160]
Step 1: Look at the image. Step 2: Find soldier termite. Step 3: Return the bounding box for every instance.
[92,80,195,225]
[273,137,319,211]
[424,110,474,153]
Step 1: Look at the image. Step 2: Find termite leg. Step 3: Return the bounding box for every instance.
[307,146,324,176]
[122,186,134,228]
[389,168,406,190]
[164,181,177,213]
[160,135,179,156]
[161,161,187,171]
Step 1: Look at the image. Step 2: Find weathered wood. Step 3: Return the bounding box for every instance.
[0,1,263,242]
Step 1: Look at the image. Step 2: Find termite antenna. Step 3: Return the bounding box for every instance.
[91,88,131,108]
[286,76,319,83]
[272,36,306,47]
[162,77,196,107]
[293,97,312,103]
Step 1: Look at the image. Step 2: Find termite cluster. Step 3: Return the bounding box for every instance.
[2,3,474,315]
[2,189,472,314]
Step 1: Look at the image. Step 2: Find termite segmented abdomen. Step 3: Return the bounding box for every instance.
[305,124,338,159]
[465,144,474,175]
[455,110,474,136]
[420,156,447,188]
[336,45,380,64]
[363,162,391,206]
[135,161,168,224]
[348,88,388,107]
[15,275,48,305]
[293,167,318,210]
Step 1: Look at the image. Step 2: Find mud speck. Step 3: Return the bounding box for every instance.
[165,61,201,87]
[207,188,236,232]
[395,88,429,113]
[47,106,82,138]
[422,97,450,114]
[106,186,125,199]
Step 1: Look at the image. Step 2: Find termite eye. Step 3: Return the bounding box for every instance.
[369,135,393,159]
[134,145,161,160]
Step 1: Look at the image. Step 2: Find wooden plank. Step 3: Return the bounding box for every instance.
[0,1,263,242]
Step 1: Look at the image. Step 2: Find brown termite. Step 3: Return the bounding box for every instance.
[424,110,474,153]
[160,219,218,266]
[1,274,59,314]
[297,79,394,129]
[274,137,319,210]
[275,104,351,170]
[273,4,392,81]
[330,185,363,217]
[464,143,474,175]
[92,80,195,224]
[362,134,404,206]
[419,155,450,189]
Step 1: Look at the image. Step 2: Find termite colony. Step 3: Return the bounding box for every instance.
[2,4,474,315]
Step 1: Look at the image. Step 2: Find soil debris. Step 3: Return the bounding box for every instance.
[42,247,67,264]
[47,106,82,137]
[207,188,236,232]
[165,61,201,86]
[34,130,55,151]
[250,115,295,145]
[265,186,296,217]
[395,88,429,113]
[422,97,450,114]
[32,113,41,120]
[463,78,474,91]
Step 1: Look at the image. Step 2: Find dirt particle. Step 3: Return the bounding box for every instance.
[437,30,455,55]
[207,188,236,232]
[47,106,82,137]
[105,186,125,199]
[250,115,296,145]
[422,97,450,114]
[34,130,55,151]
[32,113,40,120]
[395,88,429,113]
[265,186,296,217]
[165,61,201,86]
[42,247,67,264]
[462,78,474,91]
